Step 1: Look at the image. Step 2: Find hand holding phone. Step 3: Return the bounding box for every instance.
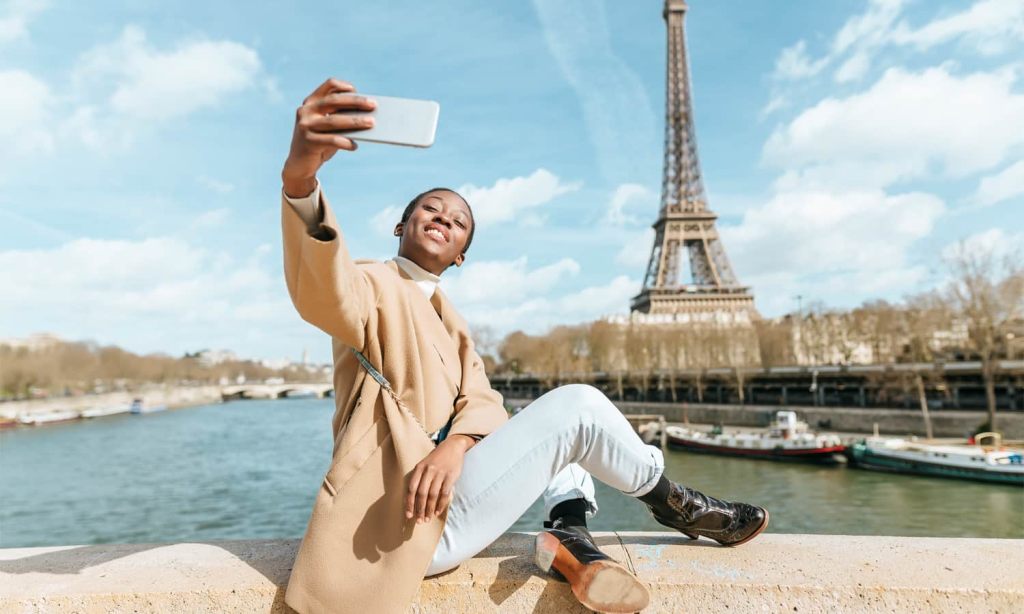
[282,78,378,196]
[336,94,440,148]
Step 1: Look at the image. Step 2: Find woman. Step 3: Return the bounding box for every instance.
[280,79,768,614]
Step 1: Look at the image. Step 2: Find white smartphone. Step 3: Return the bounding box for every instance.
[341,94,440,148]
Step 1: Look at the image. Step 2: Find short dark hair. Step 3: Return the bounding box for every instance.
[400,187,476,254]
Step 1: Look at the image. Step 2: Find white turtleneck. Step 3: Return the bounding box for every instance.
[282,183,441,300]
[392,255,440,299]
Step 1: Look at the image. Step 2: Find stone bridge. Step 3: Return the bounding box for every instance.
[220,383,333,401]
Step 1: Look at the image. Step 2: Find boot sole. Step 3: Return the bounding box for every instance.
[534,532,650,613]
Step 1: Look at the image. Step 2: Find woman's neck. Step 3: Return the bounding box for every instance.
[393,255,440,298]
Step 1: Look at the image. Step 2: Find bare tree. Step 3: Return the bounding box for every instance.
[945,243,1024,431]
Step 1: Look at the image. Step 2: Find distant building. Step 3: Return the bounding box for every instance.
[0,333,63,351]
[260,357,292,371]
[196,349,238,367]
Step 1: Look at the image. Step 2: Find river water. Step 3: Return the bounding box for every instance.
[2,398,1021,548]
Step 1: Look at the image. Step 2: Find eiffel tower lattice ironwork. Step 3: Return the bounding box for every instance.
[630,0,756,323]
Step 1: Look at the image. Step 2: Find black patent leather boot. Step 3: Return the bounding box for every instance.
[534,519,650,613]
[639,477,769,546]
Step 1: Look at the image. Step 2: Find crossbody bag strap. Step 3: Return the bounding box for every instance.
[351,347,393,392]
[349,347,452,444]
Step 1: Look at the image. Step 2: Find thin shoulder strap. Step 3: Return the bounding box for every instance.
[349,347,452,443]
[350,347,393,392]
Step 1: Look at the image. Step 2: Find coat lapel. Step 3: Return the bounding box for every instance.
[386,260,462,390]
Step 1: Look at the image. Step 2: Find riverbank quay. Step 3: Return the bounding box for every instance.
[1,533,1020,613]
[0,385,222,425]
[505,398,1024,440]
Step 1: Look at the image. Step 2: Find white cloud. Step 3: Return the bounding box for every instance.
[744,265,929,316]
[773,40,828,81]
[198,176,235,194]
[615,228,654,268]
[764,65,1024,190]
[603,183,655,226]
[553,274,637,317]
[723,189,945,278]
[0,235,300,358]
[890,0,1024,55]
[370,204,404,238]
[972,159,1024,207]
[456,168,581,227]
[770,0,1024,89]
[72,26,263,121]
[761,94,789,116]
[756,0,1024,316]
[441,256,637,333]
[190,207,231,230]
[941,227,1024,263]
[830,0,906,57]
[0,69,53,157]
[833,51,870,84]
[0,0,47,45]
[441,256,580,305]
[1,26,266,158]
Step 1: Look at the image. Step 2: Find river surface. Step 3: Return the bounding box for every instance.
[2,398,1021,548]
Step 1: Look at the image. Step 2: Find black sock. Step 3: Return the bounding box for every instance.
[548,498,589,528]
[637,475,671,506]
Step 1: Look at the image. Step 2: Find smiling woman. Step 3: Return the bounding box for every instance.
[393,187,476,273]
[277,77,768,614]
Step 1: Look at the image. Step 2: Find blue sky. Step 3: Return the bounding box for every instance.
[1,0,1021,364]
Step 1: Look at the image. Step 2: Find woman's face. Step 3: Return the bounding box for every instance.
[396,190,473,275]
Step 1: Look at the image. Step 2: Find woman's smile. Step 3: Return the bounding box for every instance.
[424,224,449,244]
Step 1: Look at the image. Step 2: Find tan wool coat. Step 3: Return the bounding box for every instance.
[279,193,509,614]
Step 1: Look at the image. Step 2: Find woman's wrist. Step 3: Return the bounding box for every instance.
[443,433,477,453]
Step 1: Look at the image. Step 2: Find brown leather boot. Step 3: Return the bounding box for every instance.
[534,519,650,613]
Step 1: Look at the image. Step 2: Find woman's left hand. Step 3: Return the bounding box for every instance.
[406,434,476,523]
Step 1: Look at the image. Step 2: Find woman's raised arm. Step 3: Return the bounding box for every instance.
[279,78,378,348]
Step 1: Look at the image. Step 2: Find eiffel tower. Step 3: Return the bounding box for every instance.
[630,0,756,324]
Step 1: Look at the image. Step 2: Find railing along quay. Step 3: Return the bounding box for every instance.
[490,360,1024,412]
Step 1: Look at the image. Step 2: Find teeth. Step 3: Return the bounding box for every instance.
[426,228,445,241]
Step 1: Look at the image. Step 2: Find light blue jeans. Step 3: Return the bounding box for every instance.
[426,383,665,575]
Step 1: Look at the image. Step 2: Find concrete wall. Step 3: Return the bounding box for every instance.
[0,385,223,420]
[2,533,1021,613]
[506,398,1024,439]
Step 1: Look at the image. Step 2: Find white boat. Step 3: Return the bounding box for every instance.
[847,432,1024,486]
[130,399,168,414]
[18,409,80,426]
[666,410,846,464]
[81,404,131,418]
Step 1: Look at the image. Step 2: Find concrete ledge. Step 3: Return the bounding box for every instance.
[1,533,1021,613]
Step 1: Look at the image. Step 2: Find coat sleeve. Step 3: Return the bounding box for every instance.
[281,188,375,349]
[447,329,509,439]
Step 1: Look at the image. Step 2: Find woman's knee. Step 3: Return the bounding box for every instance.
[553,383,616,421]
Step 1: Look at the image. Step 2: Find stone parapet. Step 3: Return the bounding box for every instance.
[1,533,1021,612]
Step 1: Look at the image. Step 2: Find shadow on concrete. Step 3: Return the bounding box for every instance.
[616,532,722,549]
[0,539,298,612]
[487,551,591,614]
[0,539,296,583]
[1,543,156,575]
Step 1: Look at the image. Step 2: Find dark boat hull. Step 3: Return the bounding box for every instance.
[667,436,846,464]
[847,444,1024,486]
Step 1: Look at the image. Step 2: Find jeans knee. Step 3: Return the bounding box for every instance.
[557,383,614,423]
